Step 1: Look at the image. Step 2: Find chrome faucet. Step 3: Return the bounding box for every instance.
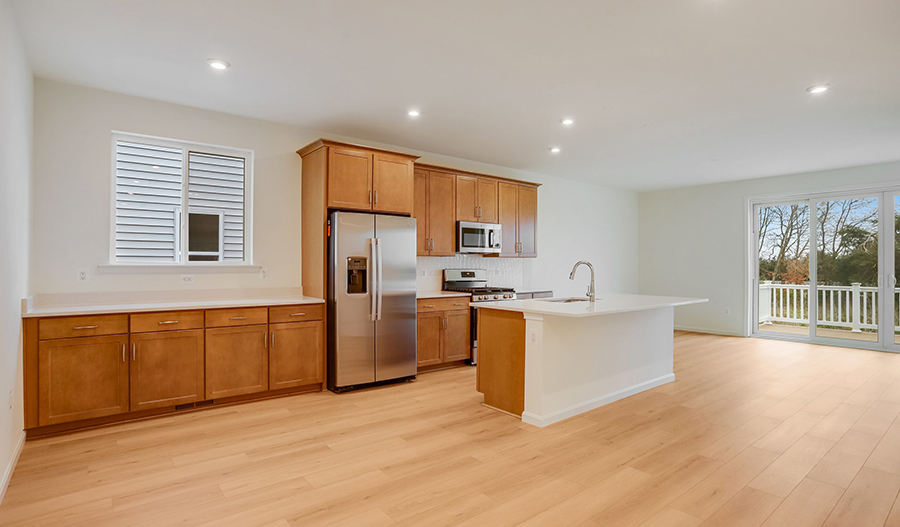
[569,261,596,303]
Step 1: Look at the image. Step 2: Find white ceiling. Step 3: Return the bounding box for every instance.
[10,0,900,191]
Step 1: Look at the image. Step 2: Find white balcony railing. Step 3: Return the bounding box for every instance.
[758,281,900,332]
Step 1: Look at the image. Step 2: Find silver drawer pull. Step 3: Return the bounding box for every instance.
[290,313,307,317]
[158,320,179,325]
[454,303,466,306]
[423,305,436,308]
[229,316,247,320]
[73,325,98,330]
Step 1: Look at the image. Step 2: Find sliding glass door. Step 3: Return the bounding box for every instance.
[752,189,900,352]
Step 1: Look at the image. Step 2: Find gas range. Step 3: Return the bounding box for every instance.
[442,269,516,302]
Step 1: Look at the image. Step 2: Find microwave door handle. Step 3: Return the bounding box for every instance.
[376,238,383,321]
[370,238,377,322]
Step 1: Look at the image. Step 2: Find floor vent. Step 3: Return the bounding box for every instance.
[174,403,196,411]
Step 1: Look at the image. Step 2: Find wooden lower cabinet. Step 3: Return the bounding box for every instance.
[416,308,471,368]
[269,321,324,389]
[205,325,269,399]
[130,330,204,411]
[416,312,444,367]
[38,334,130,426]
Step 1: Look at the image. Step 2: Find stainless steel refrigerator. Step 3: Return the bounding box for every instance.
[327,212,417,392]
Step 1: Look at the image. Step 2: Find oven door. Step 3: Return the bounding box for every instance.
[458,221,501,254]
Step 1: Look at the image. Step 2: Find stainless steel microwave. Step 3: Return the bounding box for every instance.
[457,221,502,254]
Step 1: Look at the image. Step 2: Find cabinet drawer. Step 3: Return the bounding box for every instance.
[417,297,470,313]
[268,304,325,324]
[39,314,129,340]
[130,311,204,333]
[205,307,268,328]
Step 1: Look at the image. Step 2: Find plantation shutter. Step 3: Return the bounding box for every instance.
[188,152,246,261]
[115,141,183,261]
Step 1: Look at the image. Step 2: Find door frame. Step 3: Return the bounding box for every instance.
[746,181,900,353]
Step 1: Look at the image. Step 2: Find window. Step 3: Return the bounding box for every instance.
[112,133,252,264]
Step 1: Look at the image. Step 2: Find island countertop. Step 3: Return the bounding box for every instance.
[474,293,707,318]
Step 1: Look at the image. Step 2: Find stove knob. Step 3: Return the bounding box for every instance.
[493,295,499,299]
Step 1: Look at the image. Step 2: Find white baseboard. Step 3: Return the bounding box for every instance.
[0,431,25,506]
[675,325,746,337]
[521,373,676,428]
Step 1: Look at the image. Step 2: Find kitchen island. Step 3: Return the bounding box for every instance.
[475,293,707,427]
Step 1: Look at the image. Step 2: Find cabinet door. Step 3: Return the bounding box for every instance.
[130,330,204,411]
[497,182,519,257]
[269,321,324,389]
[373,153,414,214]
[517,185,538,258]
[442,311,471,362]
[38,335,129,426]
[328,147,373,211]
[428,172,457,256]
[476,178,499,224]
[413,169,429,256]
[416,312,443,367]
[456,176,478,222]
[205,325,269,399]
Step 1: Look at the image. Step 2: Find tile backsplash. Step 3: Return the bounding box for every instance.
[416,255,524,291]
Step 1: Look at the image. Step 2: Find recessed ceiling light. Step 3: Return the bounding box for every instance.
[408,110,420,117]
[207,58,230,70]
[807,84,829,94]
[550,147,561,153]
[561,119,574,125]
[152,165,159,169]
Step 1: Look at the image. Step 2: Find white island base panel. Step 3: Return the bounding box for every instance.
[521,306,675,427]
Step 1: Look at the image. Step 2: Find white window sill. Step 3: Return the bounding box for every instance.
[97,264,261,275]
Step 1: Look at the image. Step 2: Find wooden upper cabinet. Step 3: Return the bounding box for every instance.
[373,153,414,214]
[269,321,324,389]
[327,147,373,211]
[38,335,129,426]
[413,169,429,256]
[476,178,498,223]
[130,330,204,411]
[497,182,520,257]
[414,170,456,257]
[517,185,537,258]
[456,176,478,222]
[428,172,456,256]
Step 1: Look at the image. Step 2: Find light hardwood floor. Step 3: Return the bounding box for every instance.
[4,331,900,526]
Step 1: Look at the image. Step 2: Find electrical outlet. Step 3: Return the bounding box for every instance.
[8,389,12,410]
[77,268,90,282]
[724,308,731,315]
[260,267,269,280]
[420,269,426,277]
[181,275,194,284]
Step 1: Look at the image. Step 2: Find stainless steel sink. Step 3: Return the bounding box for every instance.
[540,297,595,303]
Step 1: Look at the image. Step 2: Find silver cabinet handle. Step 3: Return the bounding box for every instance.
[374,190,378,204]
[230,316,247,320]
[290,313,306,317]
[122,344,126,363]
[443,317,448,329]
[73,325,98,330]
[271,332,275,348]
[423,305,436,308]
[369,190,372,204]
[132,343,136,362]
[454,303,466,306]
[158,320,179,325]
[263,332,268,348]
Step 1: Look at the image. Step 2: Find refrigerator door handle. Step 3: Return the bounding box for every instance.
[376,238,384,321]
[370,238,378,322]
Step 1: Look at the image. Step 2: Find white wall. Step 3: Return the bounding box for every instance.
[32,79,640,302]
[0,0,32,499]
[638,161,900,336]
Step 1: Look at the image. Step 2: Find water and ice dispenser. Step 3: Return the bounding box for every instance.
[346,257,367,294]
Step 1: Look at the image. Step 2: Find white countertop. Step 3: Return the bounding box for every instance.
[416,291,472,299]
[23,296,325,318]
[474,293,707,318]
